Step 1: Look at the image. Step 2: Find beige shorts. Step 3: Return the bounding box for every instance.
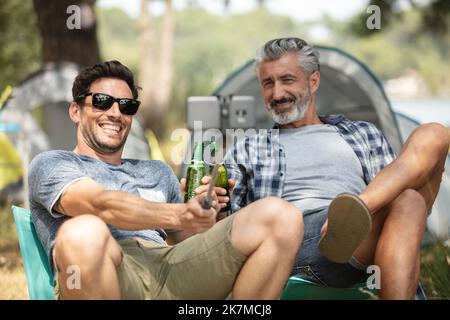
[119,215,247,299]
[55,215,247,299]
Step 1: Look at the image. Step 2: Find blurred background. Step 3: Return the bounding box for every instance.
[0,0,449,299]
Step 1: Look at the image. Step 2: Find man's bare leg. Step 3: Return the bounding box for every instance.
[53,214,123,299]
[321,123,447,251]
[319,124,447,299]
[352,189,427,299]
[230,197,303,299]
[375,190,426,299]
[352,124,447,299]
[359,123,449,213]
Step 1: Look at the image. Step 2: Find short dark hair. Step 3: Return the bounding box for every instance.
[72,60,140,103]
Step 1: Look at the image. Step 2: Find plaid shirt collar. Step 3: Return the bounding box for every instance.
[271,114,347,129]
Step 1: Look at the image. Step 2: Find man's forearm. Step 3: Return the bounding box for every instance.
[91,190,185,231]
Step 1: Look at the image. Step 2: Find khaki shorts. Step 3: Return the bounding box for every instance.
[55,215,247,299]
[119,215,247,299]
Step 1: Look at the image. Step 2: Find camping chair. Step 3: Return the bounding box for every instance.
[11,206,54,300]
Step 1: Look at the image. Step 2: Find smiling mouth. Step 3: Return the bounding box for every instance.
[271,102,294,112]
[270,97,296,108]
[99,123,122,135]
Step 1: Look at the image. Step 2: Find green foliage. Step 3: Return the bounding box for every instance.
[420,241,450,299]
[0,0,41,92]
[330,7,450,94]
[97,7,140,73]
[350,0,450,37]
[174,7,297,96]
[344,34,406,80]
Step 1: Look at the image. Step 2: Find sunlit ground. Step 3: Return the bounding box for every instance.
[0,260,28,300]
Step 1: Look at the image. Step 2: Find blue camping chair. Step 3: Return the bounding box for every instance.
[11,206,54,300]
[11,205,379,300]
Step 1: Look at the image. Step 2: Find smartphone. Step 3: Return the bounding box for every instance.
[186,95,256,130]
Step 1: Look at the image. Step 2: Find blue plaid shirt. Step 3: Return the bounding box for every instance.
[224,114,396,212]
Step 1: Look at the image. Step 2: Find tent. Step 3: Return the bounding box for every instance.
[0,62,151,202]
[209,45,449,241]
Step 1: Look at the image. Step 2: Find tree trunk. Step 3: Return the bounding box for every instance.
[33,0,100,67]
[138,0,157,128]
[152,0,175,136]
[139,0,176,139]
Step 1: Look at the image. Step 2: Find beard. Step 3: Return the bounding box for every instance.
[80,120,128,154]
[265,87,311,125]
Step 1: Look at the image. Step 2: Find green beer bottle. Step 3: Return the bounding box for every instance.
[216,163,231,214]
[209,142,231,214]
[184,142,206,203]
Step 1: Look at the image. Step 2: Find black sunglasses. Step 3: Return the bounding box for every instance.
[77,92,140,115]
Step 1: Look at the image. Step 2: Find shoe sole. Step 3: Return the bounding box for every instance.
[318,193,372,264]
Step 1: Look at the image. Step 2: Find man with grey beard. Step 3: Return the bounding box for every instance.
[224,37,450,299]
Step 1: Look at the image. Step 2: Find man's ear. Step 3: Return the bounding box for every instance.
[69,102,81,124]
[309,71,321,95]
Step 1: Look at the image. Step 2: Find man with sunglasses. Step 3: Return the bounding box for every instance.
[28,60,303,299]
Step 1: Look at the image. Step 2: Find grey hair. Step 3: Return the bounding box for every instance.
[255,37,320,76]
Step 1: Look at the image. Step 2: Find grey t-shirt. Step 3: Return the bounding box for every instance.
[29,150,183,270]
[280,124,367,212]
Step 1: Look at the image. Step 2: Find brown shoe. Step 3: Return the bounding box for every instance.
[318,193,372,264]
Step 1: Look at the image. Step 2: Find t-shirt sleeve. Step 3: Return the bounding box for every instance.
[167,168,183,204]
[162,165,183,235]
[28,151,89,218]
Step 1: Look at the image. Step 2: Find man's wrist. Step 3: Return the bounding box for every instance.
[171,203,187,229]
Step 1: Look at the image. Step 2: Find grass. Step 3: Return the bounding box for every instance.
[0,202,449,300]
[420,240,450,299]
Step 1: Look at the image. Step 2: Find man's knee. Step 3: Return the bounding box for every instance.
[258,197,303,241]
[417,123,450,152]
[55,214,112,262]
[391,189,427,220]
